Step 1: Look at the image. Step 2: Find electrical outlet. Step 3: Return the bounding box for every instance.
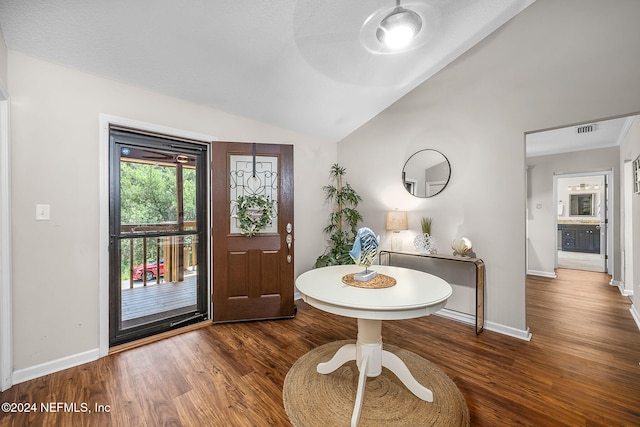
[35,204,50,220]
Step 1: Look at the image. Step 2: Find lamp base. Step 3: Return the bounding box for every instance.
[354,270,378,282]
[390,232,403,251]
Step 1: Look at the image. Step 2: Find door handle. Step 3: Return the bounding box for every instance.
[286,223,293,263]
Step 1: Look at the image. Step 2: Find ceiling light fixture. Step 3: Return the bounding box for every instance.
[376,1,423,50]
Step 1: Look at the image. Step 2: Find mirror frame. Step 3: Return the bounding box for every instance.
[402,149,451,198]
[569,193,595,216]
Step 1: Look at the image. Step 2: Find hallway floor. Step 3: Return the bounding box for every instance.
[557,250,603,272]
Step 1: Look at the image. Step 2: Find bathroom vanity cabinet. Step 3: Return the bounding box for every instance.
[558,223,600,253]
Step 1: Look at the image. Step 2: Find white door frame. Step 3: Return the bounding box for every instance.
[98,114,215,356]
[553,170,613,273]
[623,160,634,295]
[0,89,12,391]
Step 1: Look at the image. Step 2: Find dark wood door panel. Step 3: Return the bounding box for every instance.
[212,142,294,323]
[222,294,283,322]
[226,250,282,298]
[227,234,280,251]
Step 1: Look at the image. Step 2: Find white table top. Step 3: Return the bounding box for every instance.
[296,265,452,320]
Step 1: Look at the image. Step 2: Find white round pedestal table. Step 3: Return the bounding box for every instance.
[295,264,452,427]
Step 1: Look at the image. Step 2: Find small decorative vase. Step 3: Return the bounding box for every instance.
[414,233,436,254]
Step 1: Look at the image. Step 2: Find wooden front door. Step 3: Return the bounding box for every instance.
[212,142,295,322]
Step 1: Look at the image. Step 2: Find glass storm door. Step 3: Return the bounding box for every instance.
[109,128,209,346]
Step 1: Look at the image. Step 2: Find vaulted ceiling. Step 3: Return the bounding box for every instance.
[0,0,535,142]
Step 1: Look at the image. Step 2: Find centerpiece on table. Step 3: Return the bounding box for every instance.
[342,227,397,289]
[349,227,380,282]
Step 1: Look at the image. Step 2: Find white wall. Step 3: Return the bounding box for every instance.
[337,0,640,335]
[527,147,619,276]
[619,118,640,313]
[8,50,335,373]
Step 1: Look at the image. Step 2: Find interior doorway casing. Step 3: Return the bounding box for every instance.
[623,161,635,295]
[554,171,612,274]
[0,95,11,391]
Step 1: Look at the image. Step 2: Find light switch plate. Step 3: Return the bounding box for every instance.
[35,204,50,220]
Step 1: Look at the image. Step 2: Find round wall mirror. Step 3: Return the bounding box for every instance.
[402,149,451,198]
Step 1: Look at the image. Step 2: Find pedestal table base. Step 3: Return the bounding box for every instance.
[316,318,433,427]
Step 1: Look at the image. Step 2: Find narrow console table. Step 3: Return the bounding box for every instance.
[379,250,485,334]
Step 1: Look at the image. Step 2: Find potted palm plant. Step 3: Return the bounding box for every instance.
[315,164,363,267]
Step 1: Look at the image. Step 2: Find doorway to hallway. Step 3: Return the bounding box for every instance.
[555,172,609,273]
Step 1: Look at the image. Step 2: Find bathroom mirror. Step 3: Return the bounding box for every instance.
[402,149,451,198]
[569,193,595,216]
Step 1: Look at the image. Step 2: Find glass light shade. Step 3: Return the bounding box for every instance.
[382,25,415,49]
[376,8,422,50]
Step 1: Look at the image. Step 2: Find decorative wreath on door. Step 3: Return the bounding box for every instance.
[235,195,274,237]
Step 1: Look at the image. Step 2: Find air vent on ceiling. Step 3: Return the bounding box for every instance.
[576,123,597,134]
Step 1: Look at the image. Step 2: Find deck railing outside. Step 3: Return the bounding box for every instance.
[121,221,197,288]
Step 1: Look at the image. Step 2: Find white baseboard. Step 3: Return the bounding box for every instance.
[527,270,557,278]
[436,308,475,325]
[610,279,633,296]
[485,321,532,341]
[12,348,100,386]
[630,305,640,331]
[437,309,532,341]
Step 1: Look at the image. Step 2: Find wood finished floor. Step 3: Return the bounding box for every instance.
[2,268,640,426]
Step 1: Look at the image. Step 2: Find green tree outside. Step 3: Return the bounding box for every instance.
[119,162,197,280]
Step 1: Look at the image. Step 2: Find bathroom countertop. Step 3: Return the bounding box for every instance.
[557,219,600,225]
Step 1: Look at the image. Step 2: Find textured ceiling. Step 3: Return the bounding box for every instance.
[0,0,535,142]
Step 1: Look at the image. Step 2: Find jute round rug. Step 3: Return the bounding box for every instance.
[283,340,469,426]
